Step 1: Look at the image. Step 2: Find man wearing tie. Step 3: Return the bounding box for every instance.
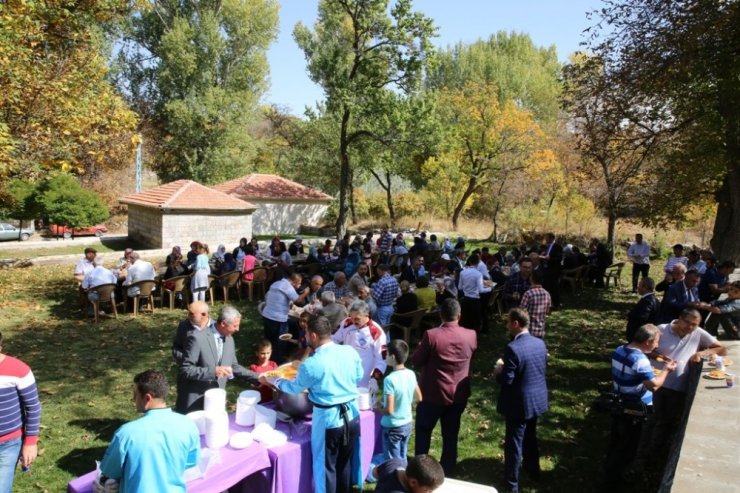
[495,308,548,493]
[177,306,259,413]
[659,270,702,323]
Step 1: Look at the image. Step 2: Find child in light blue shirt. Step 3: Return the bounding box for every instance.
[379,339,422,461]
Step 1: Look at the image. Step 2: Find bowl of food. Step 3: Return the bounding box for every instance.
[268,363,313,418]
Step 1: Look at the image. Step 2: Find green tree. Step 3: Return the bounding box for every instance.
[0,1,138,185]
[37,174,109,232]
[426,81,544,229]
[294,0,436,236]
[0,179,40,241]
[584,0,740,262]
[561,55,662,250]
[426,32,562,126]
[116,0,279,184]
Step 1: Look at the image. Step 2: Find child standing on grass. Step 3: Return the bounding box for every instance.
[190,243,210,301]
[249,340,278,403]
[379,339,422,461]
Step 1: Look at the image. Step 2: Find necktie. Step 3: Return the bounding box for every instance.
[216,336,224,363]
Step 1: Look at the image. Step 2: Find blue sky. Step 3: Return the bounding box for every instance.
[264,0,600,114]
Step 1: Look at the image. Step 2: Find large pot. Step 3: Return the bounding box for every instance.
[271,363,313,418]
[274,389,313,418]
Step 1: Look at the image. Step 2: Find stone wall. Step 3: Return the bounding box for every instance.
[127,205,163,248]
[126,206,253,250]
[162,211,253,250]
[251,200,328,235]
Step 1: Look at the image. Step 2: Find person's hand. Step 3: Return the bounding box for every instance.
[512,292,520,300]
[215,366,233,379]
[303,286,310,296]
[690,352,704,364]
[20,443,37,468]
[367,377,379,395]
[664,360,678,372]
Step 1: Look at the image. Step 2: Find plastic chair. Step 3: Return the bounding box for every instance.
[125,280,157,317]
[212,270,242,303]
[87,283,118,323]
[604,262,626,289]
[242,267,269,301]
[385,308,428,345]
[161,274,190,309]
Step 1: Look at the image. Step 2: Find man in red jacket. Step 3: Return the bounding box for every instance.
[412,298,477,475]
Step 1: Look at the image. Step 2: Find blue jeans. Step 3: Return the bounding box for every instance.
[0,437,22,493]
[382,422,412,460]
[375,305,394,327]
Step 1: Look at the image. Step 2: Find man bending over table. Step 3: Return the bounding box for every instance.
[99,370,199,493]
[263,315,364,493]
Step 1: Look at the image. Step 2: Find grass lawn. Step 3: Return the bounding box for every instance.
[0,262,650,492]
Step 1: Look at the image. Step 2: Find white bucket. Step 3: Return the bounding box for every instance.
[186,410,207,435]
[204,410,230,449]
[357,387,371,411]
[204,388,226,413]
[235,390,262,426]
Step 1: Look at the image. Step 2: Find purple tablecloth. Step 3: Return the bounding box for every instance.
[67,414,272,493]
[67,409,381,493]
[266,409,382,493]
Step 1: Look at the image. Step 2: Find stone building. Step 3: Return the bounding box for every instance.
[212,174,332,235]
[119,180,256,249]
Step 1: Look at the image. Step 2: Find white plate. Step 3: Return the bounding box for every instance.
[229,431,254,449]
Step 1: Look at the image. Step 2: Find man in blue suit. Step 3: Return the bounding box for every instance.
[659,269,701,323]
[495,308,548,492]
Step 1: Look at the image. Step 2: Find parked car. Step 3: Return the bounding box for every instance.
[48,224,108,239]
[0,222,34,241]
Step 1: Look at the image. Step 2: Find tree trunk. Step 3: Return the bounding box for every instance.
[384,171,395,227]
[349,174,357,225]
[606,210,618,258]
[336,110,351,238]
[710,166,740,264]
[451,176,478,230]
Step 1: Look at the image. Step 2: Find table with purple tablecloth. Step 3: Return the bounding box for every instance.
[266,409,382,493]
[67,409,380,493]
[67,414,271,493]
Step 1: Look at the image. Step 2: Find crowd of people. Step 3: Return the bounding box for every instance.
[2,228,737,493]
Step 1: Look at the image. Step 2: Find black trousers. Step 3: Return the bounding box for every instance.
[324,417,360,493]
[602,414,645,490]
[415,400,467,475]
[459,297,482,331]
[631,264,650,291]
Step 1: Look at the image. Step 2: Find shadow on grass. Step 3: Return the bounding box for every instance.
[69,418,127,442]
[57,446,109,476]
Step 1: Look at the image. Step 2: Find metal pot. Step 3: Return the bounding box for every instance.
[273,389,313,418]
[271,363,313,418]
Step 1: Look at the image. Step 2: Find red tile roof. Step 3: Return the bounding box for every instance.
[119,180,257,211]
[213,174,332,202]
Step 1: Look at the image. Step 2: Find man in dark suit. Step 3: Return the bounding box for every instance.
[495,308,548,492]
[626,277,660,342]
[659,270,702,323]
[171,300,213,365]
[413,298,477,475]
[540,233,563,309]
[177,305,259,413]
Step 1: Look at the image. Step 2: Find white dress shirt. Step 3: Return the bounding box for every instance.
[458,266,491,299]
[627,242,651,265]
[125,260,156,296]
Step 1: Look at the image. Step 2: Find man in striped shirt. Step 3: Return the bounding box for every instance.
[0,332,41,493]
[602,324,675,489]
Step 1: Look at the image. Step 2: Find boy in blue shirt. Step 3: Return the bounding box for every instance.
[379,340,422,460]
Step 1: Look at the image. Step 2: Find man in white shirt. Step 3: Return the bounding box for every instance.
[332,300,387,390]
[74,247,98,282]
[82,265,118,316]
[262,273,310,362]
[627,233,651,293]
[458,254,492,332]
[124,252,156,297]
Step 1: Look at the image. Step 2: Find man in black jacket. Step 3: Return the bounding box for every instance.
[626,278,660,342]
